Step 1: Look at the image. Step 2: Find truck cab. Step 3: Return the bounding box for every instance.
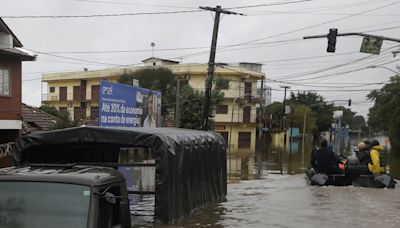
[0,164,131,228]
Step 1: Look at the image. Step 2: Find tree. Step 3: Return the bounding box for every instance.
[119,67,176,117]
[368,75,400,149]
[352,115,366,129]
[179,85,224,130]
[289,92,334,136]
[287,105,317,134]
[39,105,78,130]
[264,102,283,129]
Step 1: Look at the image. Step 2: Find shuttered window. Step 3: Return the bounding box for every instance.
[216,105,228,114]
[238,132,251,148]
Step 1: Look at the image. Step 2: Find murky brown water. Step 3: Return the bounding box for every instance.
[134,135,400,227]
[158,174,400,228]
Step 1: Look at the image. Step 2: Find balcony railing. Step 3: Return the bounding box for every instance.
[42,93,99,102]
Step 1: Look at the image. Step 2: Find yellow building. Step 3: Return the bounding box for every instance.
[42,58,265,178]
[42,68,136,122]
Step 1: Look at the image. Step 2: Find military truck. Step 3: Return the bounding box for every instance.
[1,126,227,226]
[0,164,131,228]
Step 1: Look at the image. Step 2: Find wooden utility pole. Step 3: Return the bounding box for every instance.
[175,79,181,128]
[199,5,243,130]
[257,76,265,178]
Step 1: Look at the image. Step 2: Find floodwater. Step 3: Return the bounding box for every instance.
[136,135,400,227]
[161,174,400,228]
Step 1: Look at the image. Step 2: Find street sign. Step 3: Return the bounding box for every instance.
[285,105,292,115]
[360,36,383,55]
[333,110,343,119]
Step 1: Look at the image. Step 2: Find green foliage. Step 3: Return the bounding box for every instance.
[179,85,224,130]
[368,75,400,148]
[289,92,334,135]
[119,67,176,117]
[38,105,59,117]
[39,105,78,130]
[264,102,283,129]
[264,102,317,133]
[288,105,317,134]
[352,115,367,130]
[214,76,230,90]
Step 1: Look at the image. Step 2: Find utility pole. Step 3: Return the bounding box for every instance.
[175,79,182,128]
[199,5,243,130]
[280,85,290,130]
[301,111,307,169]
[279,85,290,175]
[257,76,265,178]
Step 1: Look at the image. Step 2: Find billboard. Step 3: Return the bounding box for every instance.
[99,80,161,128]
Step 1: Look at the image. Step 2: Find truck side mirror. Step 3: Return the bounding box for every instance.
[105,192,117,204]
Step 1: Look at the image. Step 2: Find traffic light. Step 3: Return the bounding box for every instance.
[327,28,337,53]
[348,99,351,107]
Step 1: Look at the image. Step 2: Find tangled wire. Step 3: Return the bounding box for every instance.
[0,142,14,159]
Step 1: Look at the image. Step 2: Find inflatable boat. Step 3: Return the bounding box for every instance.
[306,167,396,188]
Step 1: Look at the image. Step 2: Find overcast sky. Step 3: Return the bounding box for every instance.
[1,0,400,119]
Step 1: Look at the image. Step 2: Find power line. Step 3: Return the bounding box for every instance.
[0,10,204,18]
[72,0,196,9]
[209,0,400,53]
[226,0,312,10]
[270,45,399,81]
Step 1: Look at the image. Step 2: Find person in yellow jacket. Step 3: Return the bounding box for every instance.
[368,140,385,174]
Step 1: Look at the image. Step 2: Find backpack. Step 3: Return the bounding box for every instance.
[367,147,387,168]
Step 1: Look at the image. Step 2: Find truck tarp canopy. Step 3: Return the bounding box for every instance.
[13,126,227,223]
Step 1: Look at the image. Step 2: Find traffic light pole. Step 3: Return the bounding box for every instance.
[304,32,400,43]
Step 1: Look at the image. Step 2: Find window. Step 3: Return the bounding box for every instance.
[49,87,55,93]
[216,104,228,114]
[73,86,81,101]
[244,82,252,95]
[238,132,251,148]
[90,106,99,120]
[243,106,251,123]
[91,85,99,101]
[0,69,10,96]
[59,87,67,101]
[0,182,90,228]
[74,107,86,121]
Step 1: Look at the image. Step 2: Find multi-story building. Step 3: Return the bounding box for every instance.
[42,68,138,122]
[0,18,36,144]
[42,58,265,177]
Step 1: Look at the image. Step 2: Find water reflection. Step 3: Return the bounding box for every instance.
[263,134,400,179]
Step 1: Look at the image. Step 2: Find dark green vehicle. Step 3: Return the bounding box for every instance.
[0,164,131,228]
[3,126,227,226]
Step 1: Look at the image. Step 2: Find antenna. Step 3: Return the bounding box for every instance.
[151,42,155,58]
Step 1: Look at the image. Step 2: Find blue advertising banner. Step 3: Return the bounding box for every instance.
[99,80,161,128]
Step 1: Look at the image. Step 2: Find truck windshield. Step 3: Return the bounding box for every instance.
[0,181,91,228]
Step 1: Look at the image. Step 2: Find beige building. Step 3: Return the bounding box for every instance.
[42,58,265,178]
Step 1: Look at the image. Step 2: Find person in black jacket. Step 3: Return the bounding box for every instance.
[311,139,343,174]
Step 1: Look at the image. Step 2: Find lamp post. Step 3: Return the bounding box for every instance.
[279,85,290,174]
[228,96,239,180]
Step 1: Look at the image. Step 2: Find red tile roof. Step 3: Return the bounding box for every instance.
[21,104,58,135]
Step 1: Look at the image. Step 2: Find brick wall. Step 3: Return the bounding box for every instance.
[0,58,22,120]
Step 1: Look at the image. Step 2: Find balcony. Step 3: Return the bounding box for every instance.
[42,93,99,102]
[42,94,60,102]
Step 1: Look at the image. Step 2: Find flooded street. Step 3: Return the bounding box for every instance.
[153,135,400,228]
[160,174,400,228]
